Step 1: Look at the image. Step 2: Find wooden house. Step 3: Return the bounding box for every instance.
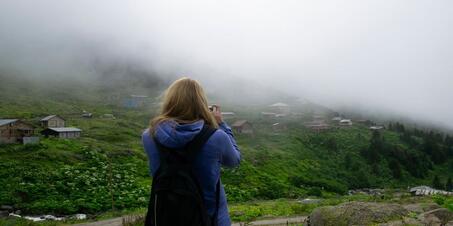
[221,112,236,120]
[269,102,290,114]
[123,95,148,108]
[0,119,35,144]
[304,121,330,132]
[82,111,93,118]
[40,115,65,128]
[41,127,82,139]
[261,112,277,118]
[231,120,253,134]
[272,122,287,132]
[369,126,384,131]
[339,119,353,126]
[332,117,342,122]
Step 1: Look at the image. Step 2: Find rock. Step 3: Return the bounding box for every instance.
[446,220,453,226]
[379,217,424,226]
[421,203,441,212]
[0,205,13,211]
[9,213,21,218]
[0,210,9,217]
[309,202,409,226]
[403,204,424,214]
[75,214,87,220]
[418,208,453,225]
[14,210,21,215]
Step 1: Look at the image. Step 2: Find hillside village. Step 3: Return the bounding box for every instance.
[1,100,387,145]
[0,79,452,225]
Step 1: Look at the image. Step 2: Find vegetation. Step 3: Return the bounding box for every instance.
[0,74,452,221]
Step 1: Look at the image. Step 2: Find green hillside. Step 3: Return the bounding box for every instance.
[0,74,452,216]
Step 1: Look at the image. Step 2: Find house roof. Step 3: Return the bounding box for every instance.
[0,119,18,126]
[232,120,249,127]
[130,95,148,98]
[261,112,276,115]
[340,119,352,123]
[41,115,65,121]
[46,127,82,132]
[269,102,289,107]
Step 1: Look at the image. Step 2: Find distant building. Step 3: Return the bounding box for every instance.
[305,122,330,132]
[290,112,304,119]
[269,102,290,114]
[82,111,93,118]
[41,127,82,139]
[272,122,287,132]
[332,117,342,122]
[231,120,253,134]
[40,115,65,128]
[261,112,277,118]
[369,126,384,131]
[221,112,236,120]
[0,119,35,144]
[123,95,148,108]
[339,119,353,126]
[275,113,287,118]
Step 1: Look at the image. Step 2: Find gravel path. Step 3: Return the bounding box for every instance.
[74,215,307,226]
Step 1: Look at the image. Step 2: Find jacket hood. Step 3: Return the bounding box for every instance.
[154,119,204,149]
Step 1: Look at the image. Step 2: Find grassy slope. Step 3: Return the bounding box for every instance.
[0,75,452,218]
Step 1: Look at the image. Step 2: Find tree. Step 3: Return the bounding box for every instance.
[361,130,382,163]
[389,160,402,179]
[446,177,453,192]
[432,175,443,189]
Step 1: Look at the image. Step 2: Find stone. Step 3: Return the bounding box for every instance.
[0,205,13,211]
[418,208,453,225]
[0,210,9,217]
[403,204,424,214]
[421,203,441,212]
[309,202,409,226]
[75,214,87,220]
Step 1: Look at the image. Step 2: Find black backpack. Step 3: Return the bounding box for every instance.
[145,125,219,226]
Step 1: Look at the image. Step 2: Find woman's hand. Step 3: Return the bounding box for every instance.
[211,104,223,124]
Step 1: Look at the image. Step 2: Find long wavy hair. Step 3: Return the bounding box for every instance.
[150,77,218,135]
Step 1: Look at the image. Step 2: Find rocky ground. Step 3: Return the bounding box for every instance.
[308,201,453,226]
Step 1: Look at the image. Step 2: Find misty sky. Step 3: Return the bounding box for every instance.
[1,1,453,128]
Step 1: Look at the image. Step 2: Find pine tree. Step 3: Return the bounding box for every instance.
[389,160,402,179]
[446,177,453,192]
[432,175,443,189]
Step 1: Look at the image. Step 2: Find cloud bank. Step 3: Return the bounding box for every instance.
[1,0,452,128]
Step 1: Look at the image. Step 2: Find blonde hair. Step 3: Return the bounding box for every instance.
[150,77,218,134]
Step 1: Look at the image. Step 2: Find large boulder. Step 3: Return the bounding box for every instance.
[418,208,453,225]
[309,202,409,226]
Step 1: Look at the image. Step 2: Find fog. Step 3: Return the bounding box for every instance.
[1,1,453,128]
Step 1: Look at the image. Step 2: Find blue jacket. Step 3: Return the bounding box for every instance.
[142,119,241,226]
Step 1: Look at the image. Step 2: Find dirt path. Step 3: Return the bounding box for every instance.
[74,216,307,226]
[232,216,307,225]
[73,217,123,226]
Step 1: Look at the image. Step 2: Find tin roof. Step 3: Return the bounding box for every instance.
[40,115,64,121]
[232,120,249,127]
[269,102,289,107]
[47,127,82,132]
[0,119,18,126]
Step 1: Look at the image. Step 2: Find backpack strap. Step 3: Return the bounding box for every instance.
[184,124,217,159]
[213,179,220,226]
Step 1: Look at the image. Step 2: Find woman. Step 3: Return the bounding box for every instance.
[142,77,241,226]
